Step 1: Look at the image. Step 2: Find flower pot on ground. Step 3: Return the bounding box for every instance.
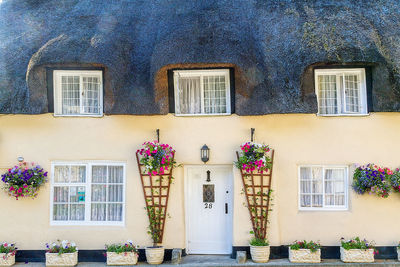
[340,237,375,263]
[249,237,270,263]
[289,240,321,263]
[106,241,139,266]
[145,246,165,265]
[45,240,78,267]
[0,242,17,267]
[397,243,400,261]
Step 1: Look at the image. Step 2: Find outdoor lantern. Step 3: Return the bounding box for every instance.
[201,144,210,163]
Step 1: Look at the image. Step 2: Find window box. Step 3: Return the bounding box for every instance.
[0,254,15,267]
[340,247,374,263]
[288,248,321,263]
[45,252,78,267]
[173,69,231,116]
[53,70,103,117]
[50,162,125,226]
[314,69,367,116]
[298,165,348,211]
[106,252,138,266]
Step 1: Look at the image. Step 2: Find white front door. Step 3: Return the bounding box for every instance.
[185,165,233,254]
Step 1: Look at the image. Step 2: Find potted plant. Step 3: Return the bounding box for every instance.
[352,164,392,198]
[397,242,400,261]
[1,161,47,200]
[45,240,78,267]
[340,237,376,263]
[0,242,17,266]
[289,240,321,263]
[106,240,139,266]
[249,233,270,263]
[136,141,178,265]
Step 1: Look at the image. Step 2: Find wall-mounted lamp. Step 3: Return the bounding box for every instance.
[17,156,24,162]
[201,144,210,163]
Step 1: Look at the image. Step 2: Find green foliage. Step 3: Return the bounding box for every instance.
[340,237,374,250]
[106,241,138,254]
[249,236,269,247]
[289,240,321,252]
[46,240,77,255]
[146,206,164,246]
[0,242,17,254]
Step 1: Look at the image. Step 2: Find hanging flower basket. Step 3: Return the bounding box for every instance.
[352,164,392,198]
[1,161,47,200]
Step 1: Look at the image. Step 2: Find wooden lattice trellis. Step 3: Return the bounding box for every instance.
[236,150,275,240]
[136,151,175,245]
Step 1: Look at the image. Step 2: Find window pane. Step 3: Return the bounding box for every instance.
[108,185,123,202]
[54,166,69,183]
[204,75,227,114]
[61,75,80,115]
[92,184,107,202]
[69,186,85,203]
[54,186,69,203]
[312,195,323,207]
[53,204,68,221]
[92,166,107,183]
[325,194,334,205]
[69,204,85,221]
[177,77,201,114]
[91,203,106,221]
[300,167,311,180]
[82,76,100,114]
[300,181,311,193]
[108,166,123,183]
[318,75,337,114]
[344,74,360,113]
[108,203,123,221]
[300,195,311,207]
[70,166,86,183]
[335,194,345,205]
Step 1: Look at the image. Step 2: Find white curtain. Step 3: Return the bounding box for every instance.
[203,75,227,114]
[61,75,80,115]
[82,76,100,114]
[318,75,337,115]
[300,167,323,207]
[325,169,345,206]
[177,76,201,114]
[344,74,360,113]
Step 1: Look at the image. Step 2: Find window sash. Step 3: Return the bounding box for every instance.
[173,69,231,115]
[314,69,366,116]
[299,166,348,210]
[53,70,103,117]
[51,162,125,225]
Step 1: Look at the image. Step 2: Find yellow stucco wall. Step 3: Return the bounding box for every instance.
[0,113,400,250]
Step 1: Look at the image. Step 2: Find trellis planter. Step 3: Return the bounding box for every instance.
[0,254,15,267]
[145,246,165,265]
[45,252,78,267]
[106,252,138,266]
[250,245,270,263]
[289,248,321,263]
[340,247,374,263]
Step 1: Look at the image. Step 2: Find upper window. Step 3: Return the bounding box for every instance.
[299,165,348,210]
[53,70,103,116]
[51,162,125,225]
[314,69,367,116]
[173,69,231,115]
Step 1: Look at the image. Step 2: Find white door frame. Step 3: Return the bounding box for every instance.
[184,164,234,254]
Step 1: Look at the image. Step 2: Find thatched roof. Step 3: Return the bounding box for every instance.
[1,0,400,115]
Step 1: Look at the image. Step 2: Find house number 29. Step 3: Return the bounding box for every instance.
[204,203,213,209]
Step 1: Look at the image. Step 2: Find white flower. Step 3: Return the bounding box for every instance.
[127,240,133,245]
[52,242,57,248]
[71,242,76,247]
[61,240,68,248]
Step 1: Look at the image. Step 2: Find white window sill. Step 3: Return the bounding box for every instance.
[53,114,104,118]
[316,113,370,117]
[174,113,232,117]
[299,207,348,211]
[50,221,124,226]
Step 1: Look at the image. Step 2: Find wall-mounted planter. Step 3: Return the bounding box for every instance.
[106,252,138,266]
[145,246,164,265]
[0,254,15,267]
[289,248,321,263]
[340,247,374,263]
[250,245,270,263]
[45,252,78,266]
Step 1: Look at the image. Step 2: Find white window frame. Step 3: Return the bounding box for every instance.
[53,70,103,117]
[50,161,126,226]
[173,69,231,116]
[298,165,349,211]
[314,68,368,116]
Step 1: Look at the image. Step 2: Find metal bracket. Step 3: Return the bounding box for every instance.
[251,128,255,142]
[156,129,160,142]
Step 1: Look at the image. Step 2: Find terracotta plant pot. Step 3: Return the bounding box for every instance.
[289,248,321,263]
[0,253,15,267]
[45,252,78,267]
[106,252,138,266]
[250,245,270,263]
[145,246,164,265]
[340,247,374,263]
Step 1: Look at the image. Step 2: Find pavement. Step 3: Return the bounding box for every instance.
[12,255,400,266]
